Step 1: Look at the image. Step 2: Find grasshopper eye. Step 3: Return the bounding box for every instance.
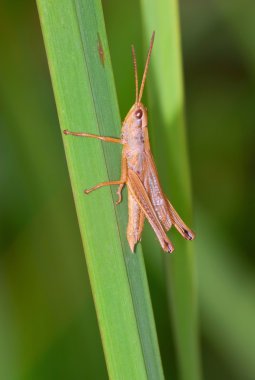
[135,109,143,119]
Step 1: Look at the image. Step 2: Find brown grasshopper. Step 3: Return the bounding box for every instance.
[64,32,195,253]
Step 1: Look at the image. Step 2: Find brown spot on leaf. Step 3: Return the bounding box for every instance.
[97,33,105,66]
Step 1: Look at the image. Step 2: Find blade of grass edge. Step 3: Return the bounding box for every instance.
[139,1,202,379]
[36,0,165,379]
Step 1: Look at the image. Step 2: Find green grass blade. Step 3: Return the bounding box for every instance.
[36,0,164,378]
[140,1,202,379]
[197,211,255,380]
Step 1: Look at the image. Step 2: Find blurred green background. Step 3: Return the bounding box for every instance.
[1,1,254,379]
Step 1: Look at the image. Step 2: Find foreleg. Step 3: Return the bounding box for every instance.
[64,130,122,144]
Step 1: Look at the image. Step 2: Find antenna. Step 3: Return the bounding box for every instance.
[131,45,139,104]
[138,31,155,103]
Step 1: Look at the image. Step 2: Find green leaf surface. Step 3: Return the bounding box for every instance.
[36,0,164,379]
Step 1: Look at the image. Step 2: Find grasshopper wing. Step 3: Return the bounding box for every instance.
[145,152,195,240]
[144,152,172,230]
[127,169,174,253]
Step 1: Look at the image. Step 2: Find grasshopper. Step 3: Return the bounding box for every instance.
[64,32,195,253]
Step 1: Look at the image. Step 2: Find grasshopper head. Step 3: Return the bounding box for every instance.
[123,103,148,129]
[129,103,148,129]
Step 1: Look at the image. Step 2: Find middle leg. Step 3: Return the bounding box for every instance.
[116,155,128,205]
[84,180,125,194]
